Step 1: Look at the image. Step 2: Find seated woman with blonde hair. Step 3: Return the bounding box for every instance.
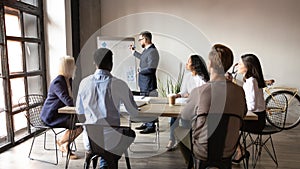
[40,56,83,159]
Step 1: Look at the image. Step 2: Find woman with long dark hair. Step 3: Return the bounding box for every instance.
[166,54,209,150]
[233,54,266,163]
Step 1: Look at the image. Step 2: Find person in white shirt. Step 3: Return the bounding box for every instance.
[232,53,266,163]
[166,55,209,151]
[76,48,139,169]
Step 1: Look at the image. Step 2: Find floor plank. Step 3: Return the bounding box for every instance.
[0,117,299,169]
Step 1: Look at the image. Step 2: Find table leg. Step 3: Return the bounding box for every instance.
[64,114,76,169]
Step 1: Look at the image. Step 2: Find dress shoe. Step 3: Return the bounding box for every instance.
[135,124,147,130]
[140,127,156,134]
[232,150,250,164]
[166,140,176,151]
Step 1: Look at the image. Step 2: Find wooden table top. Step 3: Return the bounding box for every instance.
[58,97,257,120]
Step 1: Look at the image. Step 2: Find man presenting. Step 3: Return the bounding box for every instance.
[130,31,160,134]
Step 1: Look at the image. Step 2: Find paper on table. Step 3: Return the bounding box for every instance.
[135,101,148,107]
[149,98,167,104]
[133,95,150,107]
[175,98,188,104]
[133,95,151,102]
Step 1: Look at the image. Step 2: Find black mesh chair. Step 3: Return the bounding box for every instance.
[82,123,135,169]
[189,113,243,169]
[246,94,288,168]
[18,94,65,165]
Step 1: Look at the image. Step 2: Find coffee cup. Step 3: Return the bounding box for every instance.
[168,94,176,106]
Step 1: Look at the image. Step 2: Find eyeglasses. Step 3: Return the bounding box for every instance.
[138,38,144,41]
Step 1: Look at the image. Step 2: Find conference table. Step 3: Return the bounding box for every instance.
[58,97,258,120]
[58,97,257,169]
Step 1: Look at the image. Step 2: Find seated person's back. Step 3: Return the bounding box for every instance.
[181,44,246,162]
[76,48,139,168]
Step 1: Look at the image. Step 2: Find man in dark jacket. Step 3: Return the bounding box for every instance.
[130,31,160,134]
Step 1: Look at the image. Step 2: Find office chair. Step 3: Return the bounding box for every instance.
[129,91,160,153]
[128,116,160,152]
[82,124,134,169]
[246,94,288,168]
[18,94,65,165]
[189,113,244,169]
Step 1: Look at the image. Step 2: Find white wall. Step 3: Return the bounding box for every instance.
[99,0,300,90]
[43,0,72,84]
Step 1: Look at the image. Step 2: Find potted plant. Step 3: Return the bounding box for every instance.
[158,64,185,97]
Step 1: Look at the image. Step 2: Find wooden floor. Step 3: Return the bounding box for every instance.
[0,117,299,169]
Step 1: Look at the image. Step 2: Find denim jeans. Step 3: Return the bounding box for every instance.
[170,118,191,142]
[83,128,108,168]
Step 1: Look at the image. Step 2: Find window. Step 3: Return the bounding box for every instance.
[0,0,46,151]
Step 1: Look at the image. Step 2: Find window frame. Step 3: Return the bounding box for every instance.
[0,0,47,152]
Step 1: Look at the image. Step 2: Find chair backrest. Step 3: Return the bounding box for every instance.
[18,94,45,127]
[192,113,243,168]
[84,124,105,155]
[84,124,135,156]
[266,94,288,130]
[83,124,134,169]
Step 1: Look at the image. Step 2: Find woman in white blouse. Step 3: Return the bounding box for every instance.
[233,53,267,163]
[166,54,209,150]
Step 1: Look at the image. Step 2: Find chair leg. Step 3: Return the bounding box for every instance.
[54,132,59,165]
[187,156,194,169]
[156,121,160,150]
[105,154,118,169]
[251,134,278,168]
[92,156,98,169]
[124,150,131,169]
[252,134,262,169]
[83,160,90,169]
[28,134,37,159]
[84,154,92,169]
[44,129,59,164]
[71,140,77,151]
[43,132,47,150]
[44,129,57,150]
[262,135,278,166]
[28,131,58,165]
[241,132,249,169]
[108,159,118,169]
[245,133,259,168]
[129,121,160,153]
